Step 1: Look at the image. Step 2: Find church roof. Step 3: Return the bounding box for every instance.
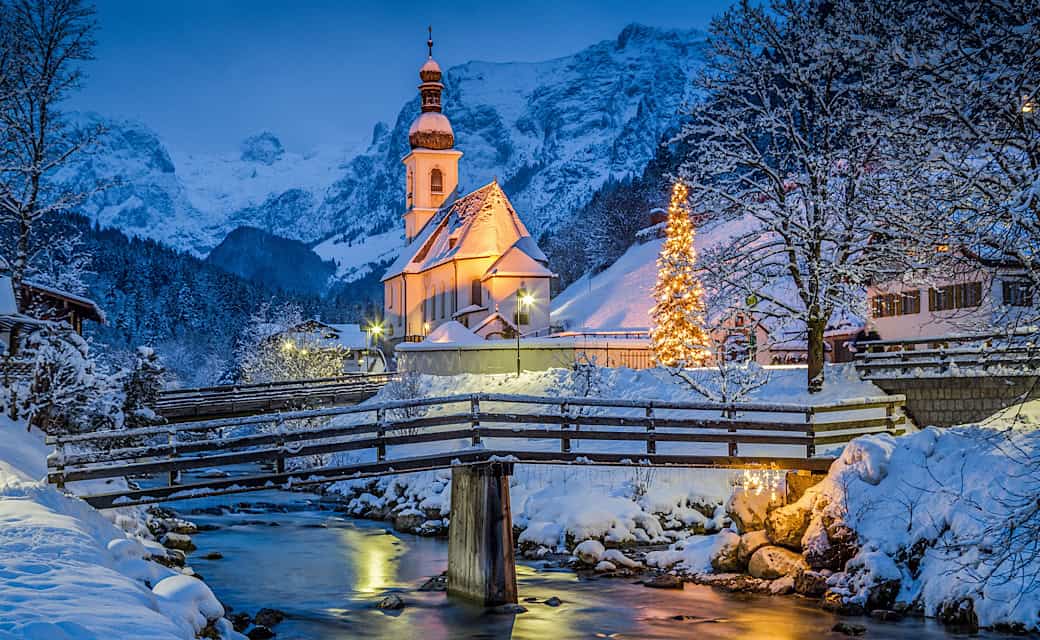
[382,180,541,281]
[481,239,553,281]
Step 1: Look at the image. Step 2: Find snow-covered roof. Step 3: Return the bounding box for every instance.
[481,239,553,281]
[473,311,516,335]
[453,304,486,317]
[0,276,16,316]
[326,323,368,350]
[425,320,483,345]
[22,279,105,323]
[382,180,539,281]
[408,112,454,138]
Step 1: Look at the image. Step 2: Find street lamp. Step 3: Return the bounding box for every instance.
[515,291,535,376]
[365,323,384,373]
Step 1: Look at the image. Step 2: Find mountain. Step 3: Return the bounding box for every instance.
[205,226,337,295]
[60,24,707,286]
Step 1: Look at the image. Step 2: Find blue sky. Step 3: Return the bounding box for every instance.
[73,1,731,153]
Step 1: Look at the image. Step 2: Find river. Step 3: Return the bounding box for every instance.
[160,485,1007,640]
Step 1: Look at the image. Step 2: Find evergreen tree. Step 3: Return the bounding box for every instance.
[649,182,710,367]
[122,346,165,428]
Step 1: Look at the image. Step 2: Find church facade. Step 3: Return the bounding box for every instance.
[382,36,553,343]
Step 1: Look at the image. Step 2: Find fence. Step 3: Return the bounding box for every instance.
[854,330,1040,378]
[47,392,906,508]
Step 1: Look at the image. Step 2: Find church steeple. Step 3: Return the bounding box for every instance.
[409,27,454,150]
[402,27,463,242]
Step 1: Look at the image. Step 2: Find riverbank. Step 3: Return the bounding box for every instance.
[0,416,244,639]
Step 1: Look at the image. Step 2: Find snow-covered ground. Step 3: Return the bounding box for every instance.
[0,417,242,639]
[551,217,760,332]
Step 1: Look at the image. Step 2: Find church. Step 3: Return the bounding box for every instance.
[382,35,553,343]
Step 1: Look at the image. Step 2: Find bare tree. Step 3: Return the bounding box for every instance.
[0,0,100,298]
[679,0,936,392]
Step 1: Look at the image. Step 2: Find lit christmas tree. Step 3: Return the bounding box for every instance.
[649,181,711,367]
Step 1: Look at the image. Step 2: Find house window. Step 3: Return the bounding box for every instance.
[929,282,983,312]
[440,285,446,318]
[871,290,921,318]
[387,282,393,310]
[1002,280,1034,307]
[471,279,482,306]
[406,171,414,208]
[431,168,444,194]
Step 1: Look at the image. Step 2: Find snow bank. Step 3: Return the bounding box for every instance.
[0,417,239,639]
[807,400,1040,630]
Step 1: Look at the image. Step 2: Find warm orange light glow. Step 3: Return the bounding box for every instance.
[649,181,711,367]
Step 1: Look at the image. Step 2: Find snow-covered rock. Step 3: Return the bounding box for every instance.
[574,539,606,565]
[726,487,780,533]
[152,574,226,636]
[601,548,642,570]
[736,530,771,566]
[764,500,813,549]
[747,546,808,580]
[709,530,743,573]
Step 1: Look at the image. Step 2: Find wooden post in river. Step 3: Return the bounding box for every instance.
[447,461,518,606]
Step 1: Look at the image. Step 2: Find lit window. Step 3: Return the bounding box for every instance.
[871,290,921,318]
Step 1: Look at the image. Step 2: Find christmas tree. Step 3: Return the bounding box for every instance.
[649,182,711,367]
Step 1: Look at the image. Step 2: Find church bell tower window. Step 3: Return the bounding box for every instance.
[431,168,444,195]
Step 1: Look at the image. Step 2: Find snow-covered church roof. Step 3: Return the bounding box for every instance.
[382,180,549,281]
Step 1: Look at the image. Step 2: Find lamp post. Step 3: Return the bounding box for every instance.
[365,323,384,373]
[515,291,534,377]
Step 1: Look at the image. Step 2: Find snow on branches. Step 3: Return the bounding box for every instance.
[649,181,711,367]
[680,0,937,392]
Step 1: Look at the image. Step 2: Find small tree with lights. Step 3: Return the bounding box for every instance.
[649,181,711,367]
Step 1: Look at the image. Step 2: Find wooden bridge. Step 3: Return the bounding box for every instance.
[47,392,906,606]
[156,373,394,422]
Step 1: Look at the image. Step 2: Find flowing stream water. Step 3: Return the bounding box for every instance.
[161,484,1006,640]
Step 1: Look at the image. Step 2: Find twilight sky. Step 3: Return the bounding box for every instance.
[72,0,732,154]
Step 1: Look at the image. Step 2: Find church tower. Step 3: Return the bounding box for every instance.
[402,28,463,243]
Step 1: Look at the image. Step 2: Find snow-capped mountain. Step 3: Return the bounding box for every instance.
[61,24,707,278]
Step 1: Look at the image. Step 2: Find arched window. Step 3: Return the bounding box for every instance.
[471,279,482,306]
[440,285,446,318]
[430,168,444,194]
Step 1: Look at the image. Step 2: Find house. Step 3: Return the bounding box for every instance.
[261,320,387,374]
[1,254,103,356]
[381,36,553,344]
[865,247,1034,342]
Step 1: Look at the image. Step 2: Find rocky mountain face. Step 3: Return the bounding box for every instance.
[61,24,707,282]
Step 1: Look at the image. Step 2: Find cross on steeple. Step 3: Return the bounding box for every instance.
[427,25,434,58]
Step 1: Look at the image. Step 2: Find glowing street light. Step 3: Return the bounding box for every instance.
[515,290,535,376]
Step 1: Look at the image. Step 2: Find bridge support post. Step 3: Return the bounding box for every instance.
[447,461,517,607]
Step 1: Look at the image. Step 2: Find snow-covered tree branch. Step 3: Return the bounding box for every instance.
[679,0,939,392]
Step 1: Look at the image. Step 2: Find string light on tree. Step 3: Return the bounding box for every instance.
[649,181,711,367]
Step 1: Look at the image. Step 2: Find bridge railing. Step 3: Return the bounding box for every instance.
[46,392,906,506]
[853,329,1040,378]
[155,373,395,421]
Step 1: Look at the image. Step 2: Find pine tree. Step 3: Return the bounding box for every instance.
[649,182,710,367]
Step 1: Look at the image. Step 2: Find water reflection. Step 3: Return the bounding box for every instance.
[170,489,1010,640]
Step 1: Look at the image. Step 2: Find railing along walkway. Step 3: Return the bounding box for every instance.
[156,373,394,422]
[48,392,907,508]
[854,330,1040,378]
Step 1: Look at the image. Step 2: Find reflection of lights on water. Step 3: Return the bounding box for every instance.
[337,528,397,594]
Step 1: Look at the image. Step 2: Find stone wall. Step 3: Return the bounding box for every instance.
[870,375,1040,427]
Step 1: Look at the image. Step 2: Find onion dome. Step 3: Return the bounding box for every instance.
[408,27,455,150]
